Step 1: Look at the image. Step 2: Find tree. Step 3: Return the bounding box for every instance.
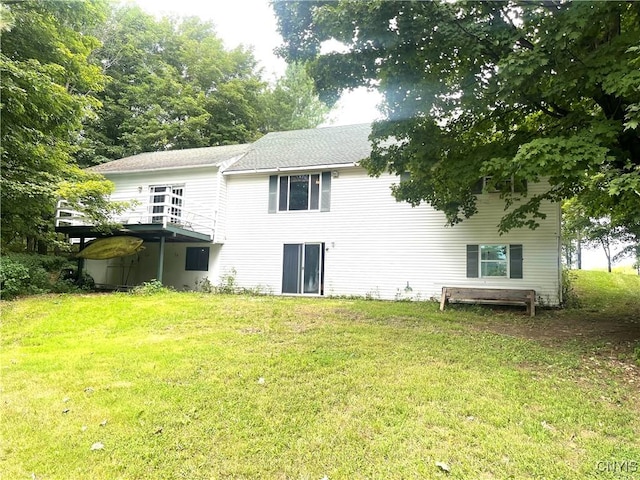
[561,199,588,269]
[263,62,330,131]
[273,1,640,233]
[0,0,118,252]
[79,6,329,166]
[563,197,639,272]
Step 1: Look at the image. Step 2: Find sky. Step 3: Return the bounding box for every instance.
[131,0,382,126]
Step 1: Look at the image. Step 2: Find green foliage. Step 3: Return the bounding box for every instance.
[217,267,238,294]
[274,1,640,233]
[130,279,173,296]
[0,0,109,251]
[80,6,329,166]
[563,197,639,272]
[0,257,32,300]
[194,277,214,293]
[561,268,579,308]
[262,62,329,131]
[0,253,81,300]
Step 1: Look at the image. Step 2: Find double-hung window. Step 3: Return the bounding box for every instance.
[467,244,523,279]
[268,172,331,213]
[279,174,320,211]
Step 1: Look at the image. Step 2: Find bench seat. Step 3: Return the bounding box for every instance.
[440,287,536,316]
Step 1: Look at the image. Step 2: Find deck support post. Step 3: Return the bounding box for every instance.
[77,238,85,285]
[157,236,165,283]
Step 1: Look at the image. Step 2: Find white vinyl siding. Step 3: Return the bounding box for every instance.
[219,167,561,305]
[101,167,219,236]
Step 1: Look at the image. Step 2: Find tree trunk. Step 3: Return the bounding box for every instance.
[576,235,582,270]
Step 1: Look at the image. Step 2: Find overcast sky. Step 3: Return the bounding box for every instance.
[132,0,382,126]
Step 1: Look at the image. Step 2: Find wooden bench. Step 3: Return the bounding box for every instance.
[440,287,536,316]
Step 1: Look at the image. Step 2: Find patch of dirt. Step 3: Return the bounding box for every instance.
[487,313,640,345]
[474,308,640,387]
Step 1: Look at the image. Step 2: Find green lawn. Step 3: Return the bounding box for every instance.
[1,271,639,479]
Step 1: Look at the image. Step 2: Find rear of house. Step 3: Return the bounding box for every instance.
[219,124,561,305]
[57,124,561,305]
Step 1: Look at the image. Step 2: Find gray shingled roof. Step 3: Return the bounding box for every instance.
[87,144,250,174]
[224,123,372,172]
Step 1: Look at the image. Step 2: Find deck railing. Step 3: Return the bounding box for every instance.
[56,194,216,239]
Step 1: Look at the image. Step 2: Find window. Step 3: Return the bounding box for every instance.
[278,174,320,211]
[467,244,523,279]
[471,176,527,194]
[480,245,508,277]
[268,172,331,213]
[185,247,209,271]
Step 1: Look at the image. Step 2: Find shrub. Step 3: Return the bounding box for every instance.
[0,257,33,300]
[194,277,214,293]
[217,268,238,294]
[561,268,580,307]
[130,279,173,296]
[0,253,89,300]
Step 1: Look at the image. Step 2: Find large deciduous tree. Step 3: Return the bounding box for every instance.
[274,1,640,232]
[79,6,330,166]
[262,62,330,131]
[0,0,116,252]
[79,6,261,164]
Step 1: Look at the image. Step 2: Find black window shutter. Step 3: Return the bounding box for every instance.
[466,244,479,278]
[510,244,523,279]
[321,171,331,212]
[268,175,278,213]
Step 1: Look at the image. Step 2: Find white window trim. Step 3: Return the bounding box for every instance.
[479,244,509,278]
[278,173,322,212]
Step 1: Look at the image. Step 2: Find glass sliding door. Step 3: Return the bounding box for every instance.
[282,244,302,294]
[282,243,324,295]
[303,244,321,294]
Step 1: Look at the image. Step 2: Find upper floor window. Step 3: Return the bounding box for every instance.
[279,174,320,211]
[269,172,331,213]
[472,176,527,194]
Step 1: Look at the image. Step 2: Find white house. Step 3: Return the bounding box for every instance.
[56,124,562,305]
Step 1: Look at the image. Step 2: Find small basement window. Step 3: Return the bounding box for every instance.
[185,247,209,271]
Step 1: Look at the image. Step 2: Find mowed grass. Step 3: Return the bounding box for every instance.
[1,273,639,479]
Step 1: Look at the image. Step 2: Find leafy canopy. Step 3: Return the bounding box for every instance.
[80,5,330,165]
[0,0,117,251]
[274,1,640,232]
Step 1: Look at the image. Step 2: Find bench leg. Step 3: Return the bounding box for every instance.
[528,293,535,317]
[440,288,448,311]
